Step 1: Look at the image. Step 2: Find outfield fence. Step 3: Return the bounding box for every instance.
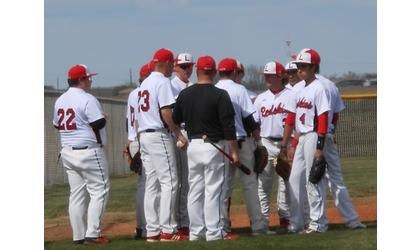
[44,91,376,186]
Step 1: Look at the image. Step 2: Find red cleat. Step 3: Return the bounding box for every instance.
[146,234,160,242]
[223,233,240,240]
[84,236,109,245]
[160,232,189,242]
[178,227,190,236]
[280,218,290,228]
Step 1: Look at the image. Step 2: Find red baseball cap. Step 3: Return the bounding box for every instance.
[139,63,152,79]
[263,61,285,75]
[149,60,155,70]
[294,48,321,65]
[196,55,216,70]
[68,64,97,80]
[153,48,174,63]
[218,58,238,72]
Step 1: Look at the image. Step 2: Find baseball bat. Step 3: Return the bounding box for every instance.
[202,135,251,175]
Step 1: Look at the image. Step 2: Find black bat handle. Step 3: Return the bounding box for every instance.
[239,164,251,175]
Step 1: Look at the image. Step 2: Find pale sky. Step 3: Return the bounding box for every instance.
[45,0,376,87]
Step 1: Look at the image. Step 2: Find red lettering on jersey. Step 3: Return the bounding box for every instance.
[296,98,313,109]
[140,90,150,112]
[260,103,287,118]
[57,108,77,130]
[299,113,306,125]
[130,106,135,126]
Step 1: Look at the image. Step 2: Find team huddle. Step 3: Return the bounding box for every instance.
[53,47,366,245]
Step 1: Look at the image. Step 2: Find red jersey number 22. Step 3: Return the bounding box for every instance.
[138,90,150,112]
[57,108,77,130]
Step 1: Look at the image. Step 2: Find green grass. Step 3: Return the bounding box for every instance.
[44,222,376,250]
[45,157,377,220]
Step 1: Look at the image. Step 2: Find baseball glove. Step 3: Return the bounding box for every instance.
[273,150,291,181]
[130,151,142,174]
[309,155,327,184]
[123,144,142,174]
[254,145,268,174]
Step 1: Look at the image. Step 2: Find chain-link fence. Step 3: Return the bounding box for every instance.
[44,91,376,186]
[335,94,377,158]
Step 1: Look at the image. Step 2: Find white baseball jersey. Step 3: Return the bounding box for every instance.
[170,75,192,99]
[253,88,291,138]
[247,89,257,100]
[53,87,106,147]
[215,79,256,137]
[284,79,330,134]
[316,74,345,133]
[126,86,141,141]
[137,72,175,132]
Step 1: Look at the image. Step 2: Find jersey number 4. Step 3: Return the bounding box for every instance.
[299,113,306,125]
[137,90,150,112]
[57,108,77,130]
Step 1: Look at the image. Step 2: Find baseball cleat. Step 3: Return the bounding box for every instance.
[84,236,110,245]
[134,228,143,240]
[73,239,84,245]
[347,222,367,229]
[160,232,189,241]
[279,218,290,228]
[223,233,240,240]
[146,234,160,242]
[299,228,322,234]
[177,227,190,237]
[251,229,276,236]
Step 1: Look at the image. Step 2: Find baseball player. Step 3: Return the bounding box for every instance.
[316,73,366,229]
[284,62,300,89]
[125,62,153,240]
[235,60,257,101]
[171,53,194,236]
[281,49,331,234]
[53,64,109,245]
[253,61,291,230]
[172,55,242,241]
[215,58,270,236]
[137,48,188,242]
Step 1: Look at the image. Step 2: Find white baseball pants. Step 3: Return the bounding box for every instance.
[174,129,190,229]
[221,137,267,233]
[288,132,328,232]
[324,133,361,227]
[187,139,229,241]
[139,130,178,236]
[60,146,110,241]
[257,138,290,224]
[129,141,147,236]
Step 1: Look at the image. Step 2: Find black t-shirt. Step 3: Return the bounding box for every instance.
[172,83,236,141]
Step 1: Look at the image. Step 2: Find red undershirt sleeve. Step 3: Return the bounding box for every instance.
[285,112,296,126]
[317,111,328,135]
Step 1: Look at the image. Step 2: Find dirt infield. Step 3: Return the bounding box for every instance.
[44,196,376,241]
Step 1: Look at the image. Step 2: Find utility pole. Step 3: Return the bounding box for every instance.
[56,76,59,90]
[129,68,133,87]
[286,40,292,61]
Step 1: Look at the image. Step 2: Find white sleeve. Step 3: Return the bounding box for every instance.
[333,86,345,113]
[315,87,331,115]
[85,96,104,123]
[240,87,256,118]
[253,97,261,123]
[157,79,175,108]
[284,89,297,113]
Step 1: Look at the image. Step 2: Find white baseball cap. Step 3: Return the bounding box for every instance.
[293,48,321,65]
[263,61,285,75]
[285,62,298,71]
[175,53,194,65]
